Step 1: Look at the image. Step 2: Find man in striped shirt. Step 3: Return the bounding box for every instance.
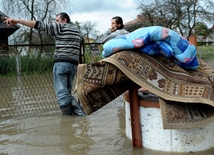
[2,12,86,116]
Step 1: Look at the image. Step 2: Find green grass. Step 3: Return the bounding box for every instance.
[0,56,16,75]
[197,45,214,60]
[0,55,53,76]
[1,45,213,76]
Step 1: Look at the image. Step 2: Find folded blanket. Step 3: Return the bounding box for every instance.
[102,26,199,70]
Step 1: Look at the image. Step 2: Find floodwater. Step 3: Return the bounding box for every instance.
[0,96,214,155]
[0,60,214,155]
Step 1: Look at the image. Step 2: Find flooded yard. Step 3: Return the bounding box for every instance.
[0,95,213,155]
[0,59,214,155]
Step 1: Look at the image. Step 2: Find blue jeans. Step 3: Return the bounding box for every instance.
[53,62,77,107]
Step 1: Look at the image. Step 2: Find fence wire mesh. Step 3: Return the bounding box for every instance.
[0,43,103,121]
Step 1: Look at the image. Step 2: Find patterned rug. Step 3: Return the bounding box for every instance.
[77,50,214,129]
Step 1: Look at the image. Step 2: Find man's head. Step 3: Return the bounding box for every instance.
[55,12,70,23]
[111,16,124,32]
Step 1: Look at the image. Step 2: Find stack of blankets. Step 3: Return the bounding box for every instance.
[102,26,199,70]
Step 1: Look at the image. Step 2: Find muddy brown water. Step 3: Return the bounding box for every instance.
[0,96,213,155]
[0,60,214,155]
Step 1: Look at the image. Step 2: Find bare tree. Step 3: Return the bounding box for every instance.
[80,21,101,62]
[1,0,69,44]
[138,0,214,38]
[1,0,73,56]
[80,21,99,43]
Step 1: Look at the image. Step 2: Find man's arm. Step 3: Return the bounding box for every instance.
[2,17,36,28]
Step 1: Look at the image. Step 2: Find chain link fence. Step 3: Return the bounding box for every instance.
[0,43,103,121]
[1,42,213,122]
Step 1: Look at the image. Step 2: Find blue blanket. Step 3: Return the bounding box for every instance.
[102,26,199,70]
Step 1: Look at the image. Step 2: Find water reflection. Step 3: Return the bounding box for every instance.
[0,99,213,155]
[0,101,130,155]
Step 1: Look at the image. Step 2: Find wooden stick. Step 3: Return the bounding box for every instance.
[129,82,142,148]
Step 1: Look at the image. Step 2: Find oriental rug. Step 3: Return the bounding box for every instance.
[77,50,214,129]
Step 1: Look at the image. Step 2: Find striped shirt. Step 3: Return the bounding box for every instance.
[35,21,81,64]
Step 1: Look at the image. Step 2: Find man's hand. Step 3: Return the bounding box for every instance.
[1,17,18,27]
[2,17,36,28]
